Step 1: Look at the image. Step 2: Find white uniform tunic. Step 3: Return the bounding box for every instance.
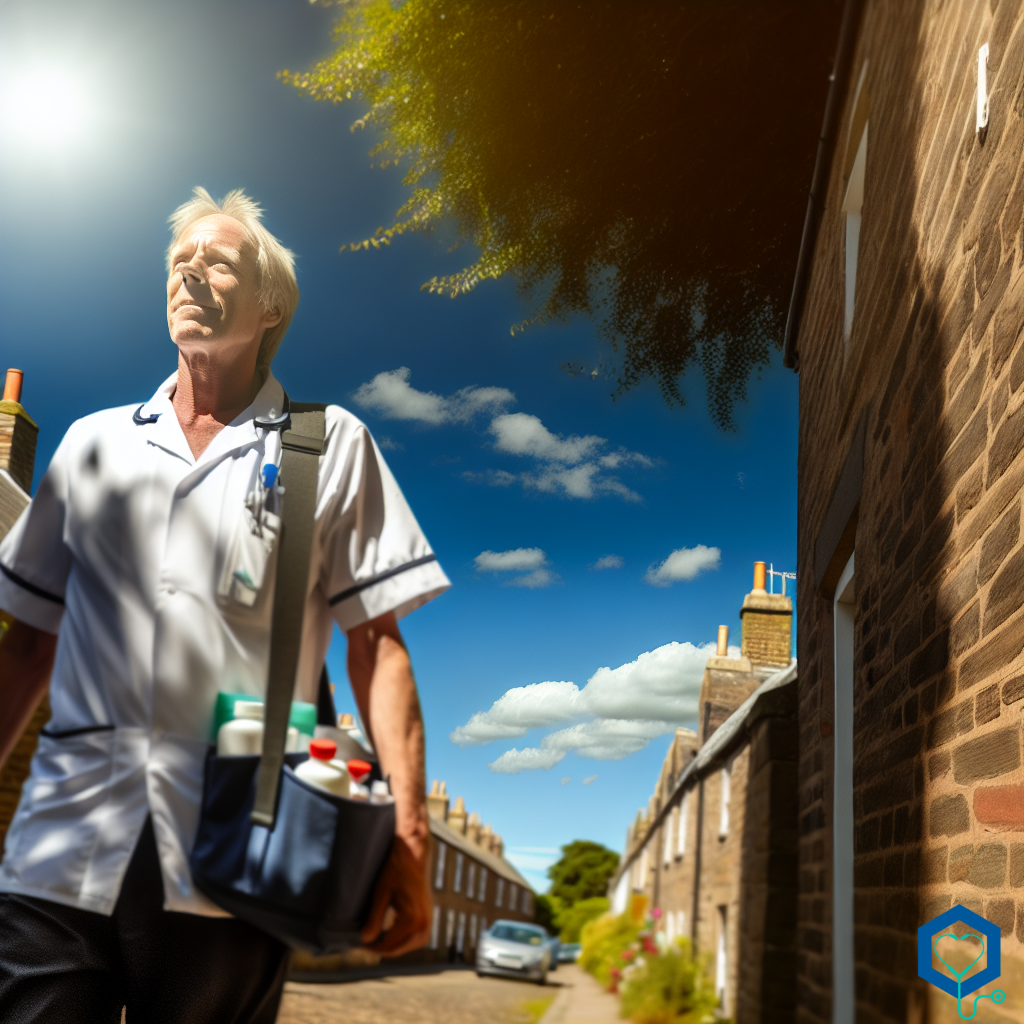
[0,372,449,916]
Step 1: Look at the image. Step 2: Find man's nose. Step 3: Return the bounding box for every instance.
[180,264,205,286]
[178,264,218,309]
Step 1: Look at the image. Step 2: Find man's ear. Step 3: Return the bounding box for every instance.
[262,305,284,329]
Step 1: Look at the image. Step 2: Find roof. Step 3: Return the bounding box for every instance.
[428,814,533,892]
[613,659,798,884]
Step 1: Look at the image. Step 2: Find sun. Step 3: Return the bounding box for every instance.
[0,66,98,156]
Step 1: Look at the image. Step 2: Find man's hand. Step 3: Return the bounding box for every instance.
[360,835,432,954]
[0,615,56,771]
[347,611,432,958]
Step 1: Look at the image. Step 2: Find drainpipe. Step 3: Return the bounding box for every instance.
[782,0,866,370]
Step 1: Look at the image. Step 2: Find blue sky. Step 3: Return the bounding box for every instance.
[0,0,797,892]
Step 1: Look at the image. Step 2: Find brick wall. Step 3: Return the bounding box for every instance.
[794,2,1024,1021]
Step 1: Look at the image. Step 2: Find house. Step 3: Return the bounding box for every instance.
[608,564,799,1021]
[424,782,535,962]
[0,367,44,853]
[784,1,1024,1020]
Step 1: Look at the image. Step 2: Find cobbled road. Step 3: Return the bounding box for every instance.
[277,965,559,1024]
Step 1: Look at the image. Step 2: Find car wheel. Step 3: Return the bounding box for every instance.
[536,971,547,986]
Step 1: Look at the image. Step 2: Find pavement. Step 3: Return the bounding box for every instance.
[276,961,623,1024]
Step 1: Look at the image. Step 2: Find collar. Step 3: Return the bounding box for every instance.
[136,371,286,468]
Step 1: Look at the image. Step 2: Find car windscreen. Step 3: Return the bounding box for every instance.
[491,925,544,944]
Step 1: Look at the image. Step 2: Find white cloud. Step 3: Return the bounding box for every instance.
[561,776,571,785]
[645,545,721,586]
[508,568,557,589]
[582,774,598,785]
[474,548,548,573]
[488,746,566,773]
[490,413,605,464]
[353,367,514,425]
[376,435,403,451]
[592,555,624,570]
[451,640,714,750]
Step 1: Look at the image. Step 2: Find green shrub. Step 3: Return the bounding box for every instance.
[558,896,610,943]
[579,911,640,991]
[619,939,719,1024]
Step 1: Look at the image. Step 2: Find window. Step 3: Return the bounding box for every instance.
[454,852,464,894]
[834,552,856,1024]
[842,62,869,345]
[719,763,731,838]
[663,811,674,866]
[478,866,488,902]
[495,878,505,908]
[430,905,441,949]
[433,842,447,890]
[677,794,689,858]
[522,891,532,916]
[676,910,685,940]
[639,846,648,886]
[466,862,476,900]
[445,908,456,949]
[508,883,517,911]
[470,914,478,946]
[715,907,728,1011]
[456,911,466,955]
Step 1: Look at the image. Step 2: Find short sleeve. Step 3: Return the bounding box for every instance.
[0,431,74,633]
[314,408,450,633]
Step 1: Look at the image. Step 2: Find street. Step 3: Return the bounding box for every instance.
[278,964,558,1024]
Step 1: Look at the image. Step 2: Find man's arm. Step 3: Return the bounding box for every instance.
[346,610,432,956]
[0,617,57,770]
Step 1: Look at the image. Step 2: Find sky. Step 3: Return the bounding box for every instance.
[0,0,798,893]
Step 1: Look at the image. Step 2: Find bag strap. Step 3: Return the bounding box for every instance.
[251,400,327,828]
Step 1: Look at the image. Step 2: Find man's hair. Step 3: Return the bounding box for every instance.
[167,187,300,373]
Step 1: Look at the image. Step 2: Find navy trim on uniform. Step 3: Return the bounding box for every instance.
[0,562,65,605]
[328,554,438,607]
[40,724,116,739]
[132,405,160,425]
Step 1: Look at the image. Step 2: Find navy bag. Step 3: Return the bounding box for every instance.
[190,401,395,954]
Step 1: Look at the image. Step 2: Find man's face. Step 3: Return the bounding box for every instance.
[166,214,280,361]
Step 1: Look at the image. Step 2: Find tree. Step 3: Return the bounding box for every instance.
[534,892,562,936]
[547,840,620,906]
[283,0,842,427]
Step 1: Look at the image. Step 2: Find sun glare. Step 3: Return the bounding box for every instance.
[0,66,98,156]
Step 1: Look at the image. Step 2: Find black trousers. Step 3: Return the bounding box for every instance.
[0,819,289,1024]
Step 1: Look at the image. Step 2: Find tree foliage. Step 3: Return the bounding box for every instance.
[283,0,841,427]
[547,840,620,906]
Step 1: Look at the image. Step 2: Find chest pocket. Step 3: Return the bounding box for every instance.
[217,505,280,608]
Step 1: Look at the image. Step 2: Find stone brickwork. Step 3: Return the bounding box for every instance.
[741,592,794,668]
[793,2,1024,1021]
[0,400,38,495]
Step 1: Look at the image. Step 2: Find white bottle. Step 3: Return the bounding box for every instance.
[295,739,351,798]
[217,701,265,755]
[347,759,372,800]
[370,780,394,805]
[217,701,301,756]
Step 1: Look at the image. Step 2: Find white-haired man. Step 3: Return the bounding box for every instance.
[0,188,449,1022]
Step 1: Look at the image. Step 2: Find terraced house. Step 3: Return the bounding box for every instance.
[784,1,1024,1021]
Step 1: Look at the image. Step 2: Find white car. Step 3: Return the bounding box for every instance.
[476,920,551,985]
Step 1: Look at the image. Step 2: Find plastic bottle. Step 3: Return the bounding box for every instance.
[295,739,351,797]
[370,780,394,805]
[217,701,301,756]
[347,759,372,800]
[217,701,265,755]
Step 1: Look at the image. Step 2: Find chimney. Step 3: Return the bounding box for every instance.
[448,795,468,835]
[0,369,38,494]
[490,832,504,858]
[716,625,729,656]
[426,779,450,822]
[740,561,793,667]
[466,811,482,846]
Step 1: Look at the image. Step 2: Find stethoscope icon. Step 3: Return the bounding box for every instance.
[933,931,1006,1019]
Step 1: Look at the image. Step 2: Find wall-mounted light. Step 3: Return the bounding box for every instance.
[977,42,989,136]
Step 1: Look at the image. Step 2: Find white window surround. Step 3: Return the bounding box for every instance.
[430,905,441,949]
[663,811,674,866]
[453,852,464,894]
[495,878,505,908]
[478,866,488,902]
[719,764,731,838]
[677,794,689,857]
[434,842,447,890]
[834,552,856,1024]
[467,862,476,899]
[715,906,728,1010]
[509,883,518,911]
[842,125,867,342]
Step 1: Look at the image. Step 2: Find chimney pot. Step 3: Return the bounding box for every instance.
[3,369,23,404]
[716,625,729,656]
[752,561,767,592]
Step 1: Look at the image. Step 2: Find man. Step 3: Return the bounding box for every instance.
[0,188,449,1022]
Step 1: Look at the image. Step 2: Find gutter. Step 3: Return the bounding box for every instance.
[782,0,866,370]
